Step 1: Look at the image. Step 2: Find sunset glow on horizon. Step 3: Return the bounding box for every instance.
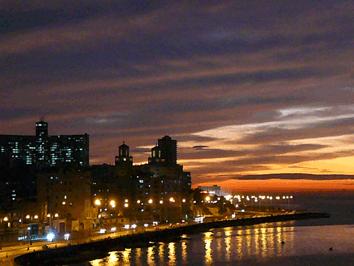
[195,179,354,193]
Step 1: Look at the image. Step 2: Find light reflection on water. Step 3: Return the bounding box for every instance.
[88,223,354,265]
[147,246,153,265]
[181,238,187,264]
[203,231,213,264]
[168,242,176,265]
[224,227,231,261]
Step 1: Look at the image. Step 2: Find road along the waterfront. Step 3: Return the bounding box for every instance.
[14,212,330,266]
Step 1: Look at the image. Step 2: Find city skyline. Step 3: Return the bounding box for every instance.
[1,1,354,191]
[1,119,353,192]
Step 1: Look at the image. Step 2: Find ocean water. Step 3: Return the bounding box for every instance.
[81,192,354,265]
[88,224,354,266]
[291,191,354,226]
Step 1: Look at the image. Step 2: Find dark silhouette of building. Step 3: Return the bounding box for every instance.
[0,159,36,210]
[0,120,89,169]
[93,136,192,224]
[158,136,177,165]
[149,136,177,166]
[115,142,133,166]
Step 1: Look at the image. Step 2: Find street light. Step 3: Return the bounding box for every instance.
[46,232,55,242]
[3,216,9,222]
[148,198,153,204]
[159,200,164,204]
[182,198,186,203]
[124,203,129,208]
[169,197,175,203]
[109,200,116,208]
[94,199,101,206]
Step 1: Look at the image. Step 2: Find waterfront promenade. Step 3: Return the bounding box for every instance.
[12,211,329,266]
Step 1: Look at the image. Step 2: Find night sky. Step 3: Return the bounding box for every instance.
[1,1,353,191]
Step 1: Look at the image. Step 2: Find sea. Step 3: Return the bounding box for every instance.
[76,191,354,266]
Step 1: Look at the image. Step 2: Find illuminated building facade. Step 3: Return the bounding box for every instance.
[37,169,95,234]
[197,185,227,197]
[0,120,89,169]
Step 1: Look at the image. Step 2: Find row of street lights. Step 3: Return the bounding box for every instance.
[1,213,60,224]
[94,196,185,208]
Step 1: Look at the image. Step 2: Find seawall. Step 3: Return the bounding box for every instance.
[15,212,330,265]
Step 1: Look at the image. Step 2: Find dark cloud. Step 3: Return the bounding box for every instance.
[180,143,327,161]
[192,145,209,150]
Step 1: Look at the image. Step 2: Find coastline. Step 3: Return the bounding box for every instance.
[14,212,330,266]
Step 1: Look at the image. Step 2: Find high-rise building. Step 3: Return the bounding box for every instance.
[0,120,89,169]
[158,136,177,165]
[35,120,48,138]
[149,135,177,165]
[35,120,49,164]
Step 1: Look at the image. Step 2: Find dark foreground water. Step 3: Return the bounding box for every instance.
[75,192,354,266]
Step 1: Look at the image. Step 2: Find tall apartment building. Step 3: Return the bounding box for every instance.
[148,135,177,166]
[0,120,89,169]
